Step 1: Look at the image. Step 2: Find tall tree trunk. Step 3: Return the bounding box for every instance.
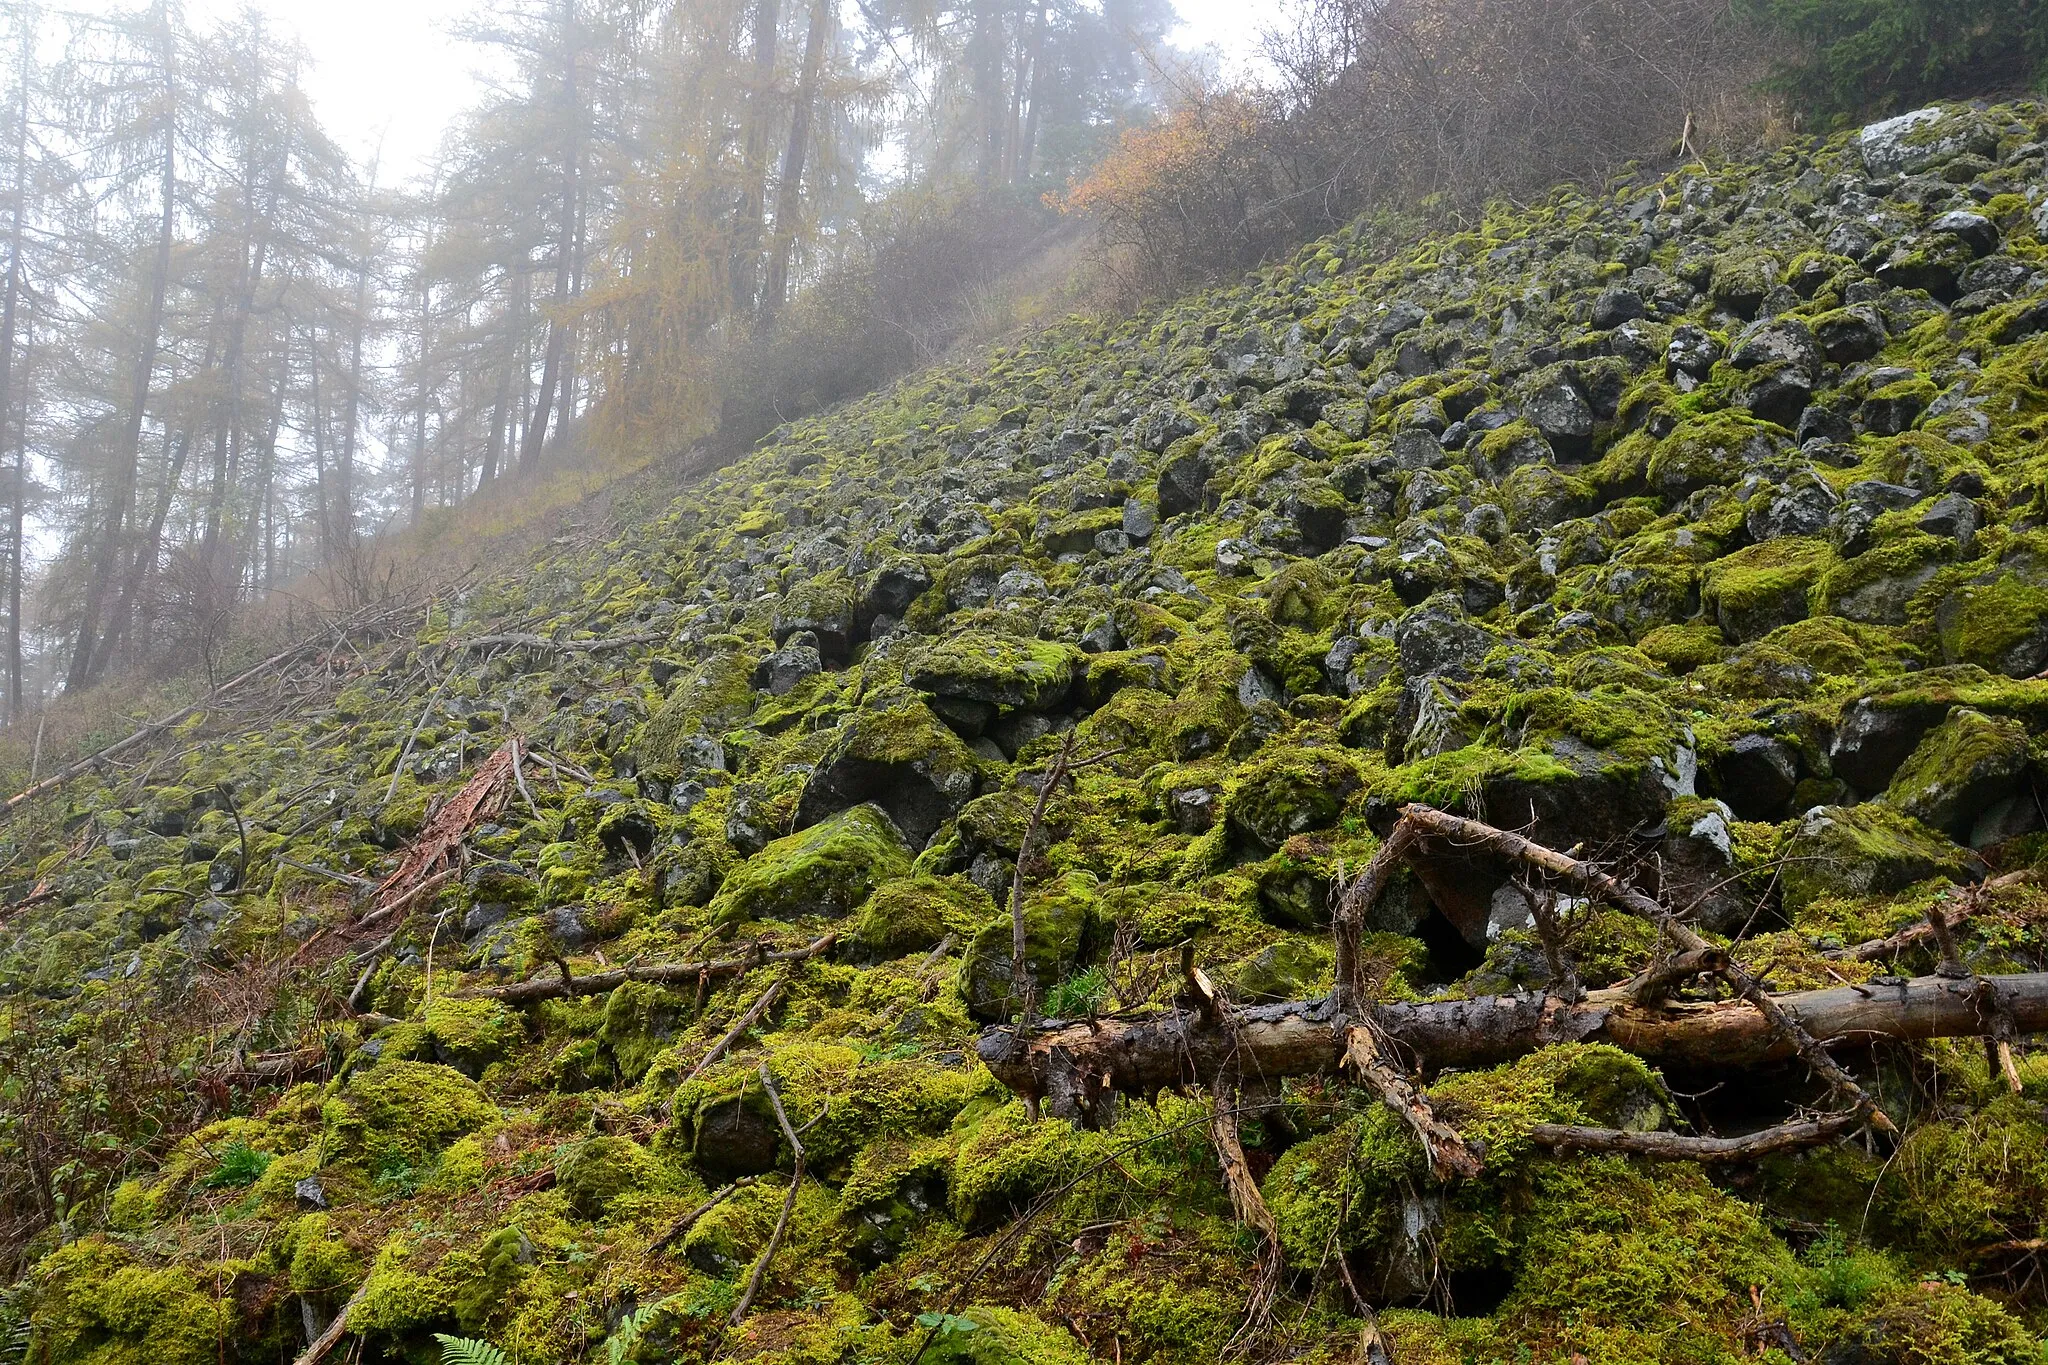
[761,0,832,326]
[309,325,332,557]
[519,0,580,472]
[1017,1,1047,184]
[0,30,28,722]
[67,15,176,691]
[731,0,781,316]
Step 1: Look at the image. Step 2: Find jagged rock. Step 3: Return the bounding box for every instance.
[1858,105,1997,177]
[861,560,932,629]
[1661,799,1751,934]
[1157,448,1211,517]
[1811,305,1888,364]
[753,637,823,695]
[1916,492,1980,549]
[1709,734,1800,822]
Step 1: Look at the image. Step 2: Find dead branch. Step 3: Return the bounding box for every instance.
[1390,805,1896,1132]
[1829,869,2037,962]
[0,597,423,820]
[651,1175,758,1253]
[1211,1089,1281,1349]
[1331,820,1416,1016]
[292,1277,370,1365]
[1344,1025,1483,1180]
[1010,731,1079,1029]
[447,630,660,655]
[464,933,836,1004]
[1526,1111,1861,1161]
[683,980,786,1084]
[730,1061,806,1325]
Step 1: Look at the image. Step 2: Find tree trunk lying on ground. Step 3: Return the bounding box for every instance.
[978,972,2048,1126]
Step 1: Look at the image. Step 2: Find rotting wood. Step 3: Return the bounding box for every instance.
[1343,1024,1483,1179]
[1526,1111,1860,1161]
[463,933,837,1004]
[1210,1088,1281,1346]
[366,740,516,918]
[1390,805,1896,1132]
[291,1277,370,1365]
[730,1061,806,1325]
[979,973,2048,1118]
[1330,819,1415,1016]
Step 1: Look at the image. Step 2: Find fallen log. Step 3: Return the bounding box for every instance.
[977,973,2048,1119]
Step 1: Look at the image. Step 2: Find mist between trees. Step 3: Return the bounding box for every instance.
[0,0,2029,724]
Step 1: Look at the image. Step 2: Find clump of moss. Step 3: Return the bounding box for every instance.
[710,803,914,924]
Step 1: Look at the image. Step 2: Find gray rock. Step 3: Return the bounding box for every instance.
[1858,106,1995,177]
[1970,794,2046,850]
[1665,323,1724,379]
[1712,734,1800,821]
[1747,473,1837,541]
[1396,597,1496,682]
[753,641,823,696]
[1591,286,1646,330]
[1917,492,1981,549]
[1662,800,1752,935]
[1929,209,1999,256]
[1813,305,1888,364]
[1157,450,1211,517]
[1885,707,2031,841]
[1121,498,1157,539]
[1520,374,1596,451]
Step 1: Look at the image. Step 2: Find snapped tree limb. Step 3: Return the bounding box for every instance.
[462,933,837,1004]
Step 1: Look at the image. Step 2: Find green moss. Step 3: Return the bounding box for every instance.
[285,1213,362,1294]
[711,803,914,924]
[1778,805,1973,914]
[913,1304,1091,1365]
[1701,536,1837,641]
[956,871,1105,1022]
[321,1058,497,1172]
[556,1134,659,1217]
[904,631,1083,709]
[421,995,521,1070]
[1937,568,2048,674]
[1642,410,1787,500]
[847,874,994,961]
[27,1238,232,1365]
[1635,622,1724,673]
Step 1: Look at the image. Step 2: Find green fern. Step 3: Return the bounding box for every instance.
[604,1300,662,1365]
[433,1335,510,1365]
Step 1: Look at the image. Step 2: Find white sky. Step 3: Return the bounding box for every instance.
[166,0,1274,184]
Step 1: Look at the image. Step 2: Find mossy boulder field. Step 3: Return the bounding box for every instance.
[14,102,2048,1365]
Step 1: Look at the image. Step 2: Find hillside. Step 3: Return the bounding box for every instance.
[8,100,2048,1365]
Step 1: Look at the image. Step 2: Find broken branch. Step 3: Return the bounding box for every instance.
[730,1062,806,1325]
[464,933,836,1004]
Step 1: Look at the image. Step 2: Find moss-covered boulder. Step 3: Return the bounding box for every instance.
[1777,805,1973,914]
[711,803,913,923]
[845,873,995,961]
[957,871,1104,1021]
[905,631,1083,711]
[1884,707,2032,842]
[792,693,983,846]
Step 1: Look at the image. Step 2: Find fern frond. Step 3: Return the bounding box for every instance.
[432,1334,510,1365]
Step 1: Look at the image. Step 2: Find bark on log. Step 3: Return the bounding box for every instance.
[977,973,2048,1117]
[1343,1025,1482,1179]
